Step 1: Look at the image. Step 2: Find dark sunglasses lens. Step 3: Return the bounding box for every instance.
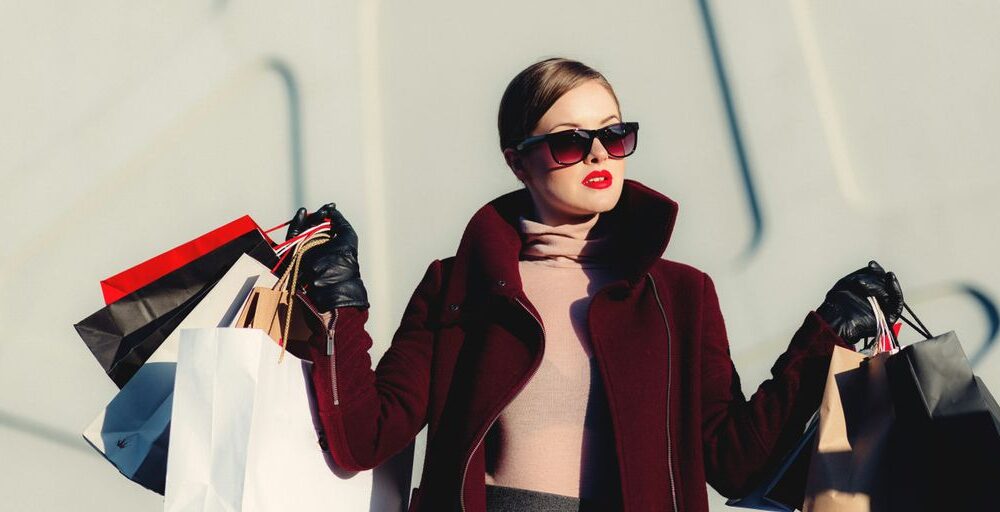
[600,124,637,157]
[548,131,589,164]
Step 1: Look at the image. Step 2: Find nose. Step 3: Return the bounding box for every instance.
[586,136,610,164]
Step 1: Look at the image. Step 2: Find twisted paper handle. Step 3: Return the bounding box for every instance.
[273,230,331,362]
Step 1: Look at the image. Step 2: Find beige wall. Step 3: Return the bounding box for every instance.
[2,1,998,510]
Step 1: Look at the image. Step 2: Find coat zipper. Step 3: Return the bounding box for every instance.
[459,296,545,512]
[327,307,340,405]
[646,273,678,512]
[296,295,341,406]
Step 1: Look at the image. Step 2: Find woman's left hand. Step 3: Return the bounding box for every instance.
[816,260,904,344]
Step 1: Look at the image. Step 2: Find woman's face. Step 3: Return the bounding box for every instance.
[503,79,626,226]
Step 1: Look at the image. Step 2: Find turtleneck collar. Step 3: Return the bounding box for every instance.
[517,214,616,268]
[442,179,679,304]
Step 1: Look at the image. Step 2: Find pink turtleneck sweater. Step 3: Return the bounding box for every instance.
[483,212,623,503]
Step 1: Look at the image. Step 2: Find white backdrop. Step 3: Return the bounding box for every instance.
[2,1,998,510]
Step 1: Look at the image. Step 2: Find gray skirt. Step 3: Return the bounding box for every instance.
[484,484,584,512]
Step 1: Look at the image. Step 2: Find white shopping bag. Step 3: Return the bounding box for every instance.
[165,327,378,511]
[82,254,278,493]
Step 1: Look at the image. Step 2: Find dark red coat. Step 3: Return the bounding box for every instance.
[306,178,853,511]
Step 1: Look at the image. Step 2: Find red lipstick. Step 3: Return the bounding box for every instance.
[582,170,612,189]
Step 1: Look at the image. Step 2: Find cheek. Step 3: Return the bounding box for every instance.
[610,158,626,174]
[545,166,584,191]
[520,149,554,177]
[525,170,574,207]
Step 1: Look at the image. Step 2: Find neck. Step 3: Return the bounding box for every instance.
[529,204,599,228]
[518,213,615,267]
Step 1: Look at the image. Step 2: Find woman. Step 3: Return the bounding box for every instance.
[285,57,903,512]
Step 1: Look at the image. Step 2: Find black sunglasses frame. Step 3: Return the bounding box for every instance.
[514,121,639,165]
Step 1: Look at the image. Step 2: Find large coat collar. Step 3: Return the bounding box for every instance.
[443,178,679,310]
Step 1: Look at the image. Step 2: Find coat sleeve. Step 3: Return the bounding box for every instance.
[306,259,444,471]
[698,271,854,498]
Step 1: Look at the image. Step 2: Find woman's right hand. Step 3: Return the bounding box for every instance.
[286,202,370,313]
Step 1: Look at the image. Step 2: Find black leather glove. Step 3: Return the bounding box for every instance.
[285,203,337,241]
[285,203,370,313]
[816,260,904,344]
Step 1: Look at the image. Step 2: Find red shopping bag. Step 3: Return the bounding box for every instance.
[100,216,283,304]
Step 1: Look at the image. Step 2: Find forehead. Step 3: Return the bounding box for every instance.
[535,80,620,133]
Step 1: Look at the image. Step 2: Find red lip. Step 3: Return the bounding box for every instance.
[582,170,612,189]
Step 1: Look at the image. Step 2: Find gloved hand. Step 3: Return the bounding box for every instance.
[816,260,904,344]
[285,203,337,241]
[285,203,370,313]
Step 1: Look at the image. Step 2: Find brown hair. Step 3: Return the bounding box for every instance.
[497,57,621,152]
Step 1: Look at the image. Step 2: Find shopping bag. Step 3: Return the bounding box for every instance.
[164,327,377,511]
[884,328,1000,511]
[235,229,330,360]
[724,412,819,511]
[74,229,276,387]
[100,215,278,305]
[82,253,278,494]
[801,347,894,511]
[803,297,897,512]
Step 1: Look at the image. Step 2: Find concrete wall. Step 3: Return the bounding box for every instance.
[2,1,997,510]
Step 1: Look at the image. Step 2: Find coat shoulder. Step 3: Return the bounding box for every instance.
[421,256,461,328]
[650,258,708,291]
[417,256,456,285]
[439,255,456,275]
[433,256,458,295]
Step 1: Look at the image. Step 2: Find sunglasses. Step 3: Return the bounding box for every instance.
[514,121,639,166]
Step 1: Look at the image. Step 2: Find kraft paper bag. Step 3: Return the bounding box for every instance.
[235,229,329,361]
[802,346,893,512]
[234,287,315,358]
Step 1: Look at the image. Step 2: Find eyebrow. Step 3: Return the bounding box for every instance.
[547,114,620,133]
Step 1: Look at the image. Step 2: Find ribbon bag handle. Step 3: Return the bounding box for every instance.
[863,297,935,352]
[867,296,898,354]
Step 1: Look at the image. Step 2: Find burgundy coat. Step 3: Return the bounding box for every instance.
[305,178,853,511]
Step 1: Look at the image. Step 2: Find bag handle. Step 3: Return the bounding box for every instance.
[898,301,933,340]
[862,295,936,351]
[866,296,898,353]
[272,229,331,362]
[275,221,331,256]
[269,223,331,274]
[260,219,333,266]
[258,219,291,246]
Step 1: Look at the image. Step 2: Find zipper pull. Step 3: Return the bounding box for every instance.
[325,309,338,356]
[326,308,340,406]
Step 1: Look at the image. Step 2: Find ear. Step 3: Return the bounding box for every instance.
[502,148,528,183]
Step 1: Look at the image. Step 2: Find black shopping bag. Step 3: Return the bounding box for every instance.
[884,315,1000,511]
[725,411,819,511]
[74,229,277,387]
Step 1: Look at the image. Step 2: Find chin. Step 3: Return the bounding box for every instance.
[579,199,617,215]
[593,188,623,210]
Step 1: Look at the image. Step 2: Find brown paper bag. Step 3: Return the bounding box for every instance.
[802,346,894,512]
[235,287,314,350]
[235,231,329,361]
